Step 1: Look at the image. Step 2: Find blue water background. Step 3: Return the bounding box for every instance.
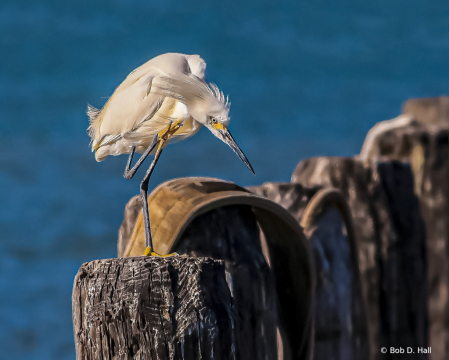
[0,0,448,358]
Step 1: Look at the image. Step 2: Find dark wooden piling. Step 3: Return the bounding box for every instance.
[358,106,449,360]
[72,256,235,360]
[301,188,369,360]
[249,184,370,360]
[173,205,279,360]
[291,158,428,360]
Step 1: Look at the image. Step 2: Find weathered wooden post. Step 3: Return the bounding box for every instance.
[74,177,315,360]
[249,183,370,360]
[72,256,234,360]
[358,104,449,360]
[301,188,369,360]
[290,157,428,360]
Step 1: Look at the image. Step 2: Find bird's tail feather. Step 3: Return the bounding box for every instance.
[87,104,102,144]
[87,104,101,123]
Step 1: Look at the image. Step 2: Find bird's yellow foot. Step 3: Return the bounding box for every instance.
[158,119,183,142]
[143,247,177,257]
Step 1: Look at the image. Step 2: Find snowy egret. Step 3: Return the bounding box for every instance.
[87,52,254,255]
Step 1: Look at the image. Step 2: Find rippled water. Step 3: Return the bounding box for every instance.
[0,0,448,358]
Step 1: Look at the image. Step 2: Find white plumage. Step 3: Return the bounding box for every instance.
[88,53,230,162]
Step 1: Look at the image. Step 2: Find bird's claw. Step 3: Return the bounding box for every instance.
[143,247,178,257]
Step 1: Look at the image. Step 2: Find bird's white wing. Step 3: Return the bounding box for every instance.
[88,53,208,151]
[89,69,165,149]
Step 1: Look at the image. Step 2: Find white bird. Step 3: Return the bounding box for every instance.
[87,52,254,255]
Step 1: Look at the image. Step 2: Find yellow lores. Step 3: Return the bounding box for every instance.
[87,52,255,256]
[211,119,225,132]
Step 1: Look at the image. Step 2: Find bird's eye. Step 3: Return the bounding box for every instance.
[211,117,218,124]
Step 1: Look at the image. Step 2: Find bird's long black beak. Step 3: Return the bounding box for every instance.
[219,129,255,175]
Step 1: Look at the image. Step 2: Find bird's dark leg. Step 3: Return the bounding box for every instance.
[122,133,161,253]
[140,142,164,252]
[127,120,183,256]
[123,134,159,180]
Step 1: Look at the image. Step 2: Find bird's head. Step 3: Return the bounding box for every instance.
[156,75,255,174]
[204,109,255,175]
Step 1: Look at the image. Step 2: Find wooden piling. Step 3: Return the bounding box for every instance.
[72,256,236,360]
[291,157,428,360]
[359,113,449,360]
[249,184,370,360]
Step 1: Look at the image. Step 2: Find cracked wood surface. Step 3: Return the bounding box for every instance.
[72,256,235,360]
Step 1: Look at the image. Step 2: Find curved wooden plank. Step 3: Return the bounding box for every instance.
[301,188,369,360]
